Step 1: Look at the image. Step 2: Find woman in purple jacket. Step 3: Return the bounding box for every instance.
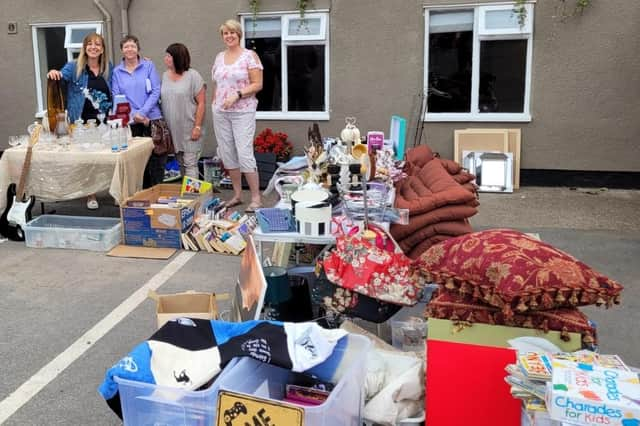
[111,35,165,188]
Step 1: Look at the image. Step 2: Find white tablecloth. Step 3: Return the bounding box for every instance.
[0,137,153,210]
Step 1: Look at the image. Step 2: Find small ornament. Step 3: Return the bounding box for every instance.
[340,116,361,153]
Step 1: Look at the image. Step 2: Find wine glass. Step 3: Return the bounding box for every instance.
[8,135,21,147]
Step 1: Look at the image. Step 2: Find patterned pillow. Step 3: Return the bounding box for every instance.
[416,229,623,317]
[425,291,597,348]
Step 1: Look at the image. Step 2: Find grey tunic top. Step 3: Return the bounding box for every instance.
[160,69,205,153]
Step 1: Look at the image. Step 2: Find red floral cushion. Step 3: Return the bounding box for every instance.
[416,229,623,317]
[425,291,597,348]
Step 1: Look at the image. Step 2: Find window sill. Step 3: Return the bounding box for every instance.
[425,113,532,122]
[256,111,330,121]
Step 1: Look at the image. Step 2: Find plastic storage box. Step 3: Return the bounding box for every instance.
[25,215,121,251]
[216,334,371,426]
[115,360,237,426]
[390,318,428,353]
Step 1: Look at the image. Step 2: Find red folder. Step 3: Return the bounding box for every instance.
[426,339,521,426]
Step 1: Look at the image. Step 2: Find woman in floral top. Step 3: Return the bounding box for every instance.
[47,32,112,209]
[211,19,264,212]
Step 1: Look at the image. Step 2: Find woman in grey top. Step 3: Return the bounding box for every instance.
[161,43,206,178]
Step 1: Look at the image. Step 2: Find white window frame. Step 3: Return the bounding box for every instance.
[64,23,102,48]
[240,11,330,121]
[283,13,327,41]
[478,4,532,35]
[31,21,103,116]
[423,2,534,122]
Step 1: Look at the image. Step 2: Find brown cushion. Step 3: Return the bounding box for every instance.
[398,219,473,254]
[425,291,597,347]
[404,145,434,175]
[416,229,623,317]
[390,202,478,241]
[395,159,477,216]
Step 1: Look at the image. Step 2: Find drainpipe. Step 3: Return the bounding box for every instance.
[120,0,131,38]
[93,0,114,65]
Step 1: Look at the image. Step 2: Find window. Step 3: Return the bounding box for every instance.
[241,13,329,120]
[31,22,102,115]
[424,3,533,122]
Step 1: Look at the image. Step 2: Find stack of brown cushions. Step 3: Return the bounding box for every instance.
[417,229,624,347]
[391,145,479,259]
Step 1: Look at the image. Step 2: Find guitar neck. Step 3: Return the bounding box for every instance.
[15,125,41,201]
[15,147,33,201]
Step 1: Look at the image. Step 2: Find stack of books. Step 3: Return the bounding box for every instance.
[180,201,257,255]
[506,351,638,426]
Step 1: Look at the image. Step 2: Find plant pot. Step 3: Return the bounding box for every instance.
[241,152,278,189]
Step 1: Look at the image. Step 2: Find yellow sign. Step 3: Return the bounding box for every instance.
[216,390,305,426]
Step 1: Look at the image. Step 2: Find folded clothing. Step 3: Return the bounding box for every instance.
[426,291,597,348]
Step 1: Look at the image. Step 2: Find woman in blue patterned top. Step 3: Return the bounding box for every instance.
[47,32,113,210]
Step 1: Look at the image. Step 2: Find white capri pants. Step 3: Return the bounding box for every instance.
[213,110,257,173]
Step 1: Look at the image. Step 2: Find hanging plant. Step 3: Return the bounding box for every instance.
[248,0,259,37]
[249,0,259,21]
[296,0,312,19]
[514,0,592,25]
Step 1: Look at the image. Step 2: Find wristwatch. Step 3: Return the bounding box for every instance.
[194,126,201,131]
[236,90,243,99]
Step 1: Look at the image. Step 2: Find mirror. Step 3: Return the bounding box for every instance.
[462,150,513,193]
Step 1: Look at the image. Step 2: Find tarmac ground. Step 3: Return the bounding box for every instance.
[0,185,638,425]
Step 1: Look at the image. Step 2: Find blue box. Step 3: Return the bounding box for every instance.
[120,184,209,249]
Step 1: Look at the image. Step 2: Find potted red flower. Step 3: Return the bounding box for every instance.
[253,128,293,163]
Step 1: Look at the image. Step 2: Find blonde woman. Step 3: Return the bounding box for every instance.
[47,32,113,209]
[211,19,263,212]
[47,32,113,125]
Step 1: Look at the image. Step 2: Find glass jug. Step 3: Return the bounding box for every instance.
[54,112,69,138]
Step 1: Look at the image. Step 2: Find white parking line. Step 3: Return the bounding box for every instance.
[0,251,195,424]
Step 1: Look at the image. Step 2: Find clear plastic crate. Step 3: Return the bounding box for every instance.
[115,358,239,426]
[115,334,370,426]
[24,215,121,251]
[340,183,389,222]
[216,334,371,426]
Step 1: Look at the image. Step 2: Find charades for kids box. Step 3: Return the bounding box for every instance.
[548,361,640,426]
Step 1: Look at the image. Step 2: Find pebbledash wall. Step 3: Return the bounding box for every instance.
[1,0,639,179]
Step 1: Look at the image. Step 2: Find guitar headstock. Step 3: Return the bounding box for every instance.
[27,123,42,148]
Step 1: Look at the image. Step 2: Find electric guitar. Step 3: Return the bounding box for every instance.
[0,124,42,241]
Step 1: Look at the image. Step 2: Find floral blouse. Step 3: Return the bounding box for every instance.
[211,48,263,113]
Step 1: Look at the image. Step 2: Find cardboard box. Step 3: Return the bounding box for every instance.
[547,362,640,426]
[427,339,521,426]
[121,184,211,249]
[149,290,220,329]
[426,319,583,426]
[428,318,582,352]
